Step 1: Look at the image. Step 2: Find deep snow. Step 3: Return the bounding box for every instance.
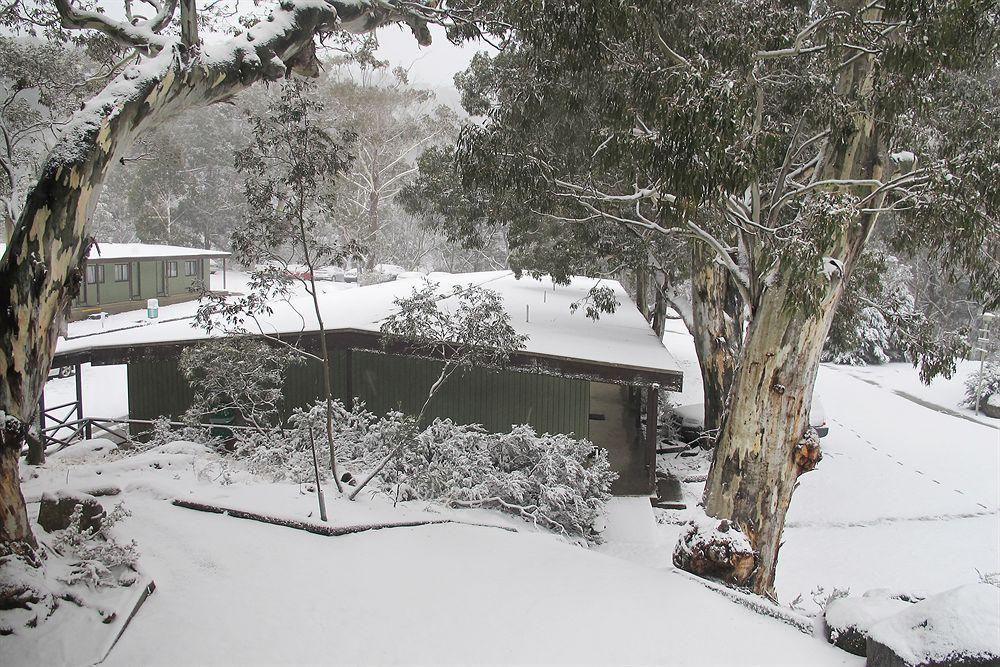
[8,440,855,666]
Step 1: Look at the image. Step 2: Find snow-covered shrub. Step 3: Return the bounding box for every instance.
[824,251,914,365]
[179,337,300,430]
[232,427,315,483]
[224,396,616,540]
[964,360,1000,410]
[231,399,391,483]
[52,503,139,588]
[375,420,616,542]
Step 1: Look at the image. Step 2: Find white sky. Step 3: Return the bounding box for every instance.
[371,24,488,88]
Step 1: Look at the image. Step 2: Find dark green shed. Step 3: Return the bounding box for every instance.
[53,272,684,495]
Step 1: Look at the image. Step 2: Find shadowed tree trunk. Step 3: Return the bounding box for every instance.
[0,0,430,557]
[690,243,743,436]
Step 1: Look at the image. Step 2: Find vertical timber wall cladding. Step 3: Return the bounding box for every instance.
[350,351,590,437]
[123,349,658,492]
[126,349,590,439]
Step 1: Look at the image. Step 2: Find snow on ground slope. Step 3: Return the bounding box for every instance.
[106,502,852,667]
[9,440,855,666]
[657,315,1000,612]
[830,360,999,428]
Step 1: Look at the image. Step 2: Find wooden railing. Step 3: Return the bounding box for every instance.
[35,416,256,453]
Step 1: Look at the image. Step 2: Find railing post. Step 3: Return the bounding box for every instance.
[74,363,84,421]
[37,390,45,432]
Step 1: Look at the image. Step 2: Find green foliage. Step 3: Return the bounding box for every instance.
[380,280,528,370]
[407,0,1000,389]
[964,360,1000,410]
[179,337,301,430]
[116,106,247,247]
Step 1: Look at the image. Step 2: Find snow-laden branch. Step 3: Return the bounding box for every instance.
[54,0,176,54]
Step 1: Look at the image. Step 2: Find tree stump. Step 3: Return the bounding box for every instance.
[673,518,756,585]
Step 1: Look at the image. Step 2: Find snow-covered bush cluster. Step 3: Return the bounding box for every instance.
[230,399,616,541]
[179,337,301,430]
[963,359,1000,410]
[386,420,617,542]
[52,503,139,588]
[823,251,914,365]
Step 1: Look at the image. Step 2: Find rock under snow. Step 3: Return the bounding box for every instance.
[866,584,1000,666]
[37,490,105,534]
[672,515,756,585]
[824,589,918,656]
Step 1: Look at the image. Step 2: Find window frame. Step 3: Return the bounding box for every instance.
[85,265,105,284]
[114,263,130,282]
[184,260,199,276]
[166,261,178,278]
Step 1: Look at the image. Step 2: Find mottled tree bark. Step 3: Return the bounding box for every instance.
[690,243,743,436]
[0,0,427,557]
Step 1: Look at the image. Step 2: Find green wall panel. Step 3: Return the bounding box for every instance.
[77,258,208,307]
[127,349,590,439]
[127,358,194,423]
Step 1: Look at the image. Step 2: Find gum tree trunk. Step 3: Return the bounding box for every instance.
[702,282,842,596]
[690,243,743,436]
[699,0,885,596]
[0,0,420,557]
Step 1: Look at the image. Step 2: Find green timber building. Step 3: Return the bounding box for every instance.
[70,243,231,320]
[52,272,683,496]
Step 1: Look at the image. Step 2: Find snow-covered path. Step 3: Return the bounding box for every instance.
[104,496,854,666]
[773,366,1000,605]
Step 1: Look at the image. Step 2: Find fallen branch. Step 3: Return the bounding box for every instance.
[97,578,157,664]
[171,499,518,536]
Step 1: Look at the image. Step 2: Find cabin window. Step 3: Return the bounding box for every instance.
[114,263,130,282]
[185,260,199,276]
[166,261,178,278]
[85,265,104,284]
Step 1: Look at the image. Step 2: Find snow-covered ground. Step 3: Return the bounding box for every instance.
[16,299,997,665]
[658,316,1000,613]
[10,441,854,666]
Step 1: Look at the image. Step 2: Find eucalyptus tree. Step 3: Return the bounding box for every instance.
[0,0,498,560]
[319,65,459,269]
[119,106,246,247]
[199,78,356,488]
[415,1,1000,596]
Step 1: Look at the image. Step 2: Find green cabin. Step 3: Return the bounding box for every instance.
[52,272,683,496]
[71,243,231,320]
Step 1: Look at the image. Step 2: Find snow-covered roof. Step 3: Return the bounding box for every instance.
[56,271,683,384]
[1,242,230,262]
[86,243,230,261]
